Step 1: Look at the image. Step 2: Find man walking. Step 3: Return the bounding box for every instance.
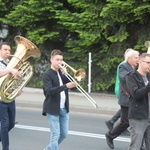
[126,53,150,150]
[105,49,139,149]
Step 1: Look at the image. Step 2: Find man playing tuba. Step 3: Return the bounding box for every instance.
[0,42,22,150]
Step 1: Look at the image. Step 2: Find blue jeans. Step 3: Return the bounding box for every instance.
[0,100,16,150]
[46,108,69,150]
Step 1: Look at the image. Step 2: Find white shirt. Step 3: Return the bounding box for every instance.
[57,72,66,108]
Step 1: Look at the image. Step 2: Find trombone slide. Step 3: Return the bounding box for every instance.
[59,64,98,108]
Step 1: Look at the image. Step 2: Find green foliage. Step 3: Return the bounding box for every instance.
[0,1,7,12]
[0,0,150,93]
[5,0,63,44]
[107,26,129,43]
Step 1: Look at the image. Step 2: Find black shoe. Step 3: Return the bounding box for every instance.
[105,132,114,149]
[105,120,114,131]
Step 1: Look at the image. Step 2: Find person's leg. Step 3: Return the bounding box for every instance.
[0,102,9,150]
[105,109,121,131]
[8,101,16,132]
[46,113,60,150]
[105,106,129,149]
[0,122,2,142]
[58,108,69,144]
[109,106,129,138]
[143,123,150,150]
[111,109,121,123]
[128,119,148,150]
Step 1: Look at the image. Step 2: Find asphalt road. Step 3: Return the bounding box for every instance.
[0,107,130,150]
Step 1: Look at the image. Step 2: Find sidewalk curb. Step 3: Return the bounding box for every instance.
[16,87,118,115]
[23,87,116,98]
[16,102,118,115]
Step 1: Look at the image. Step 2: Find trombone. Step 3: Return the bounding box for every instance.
[59,61,98,108]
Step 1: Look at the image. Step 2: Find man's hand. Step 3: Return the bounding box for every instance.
[66,82,77,89]
[17,90,23,97]
[9,69,21,78]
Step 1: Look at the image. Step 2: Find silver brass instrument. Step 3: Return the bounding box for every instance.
[59,61,98,108]
[0,35,41,103]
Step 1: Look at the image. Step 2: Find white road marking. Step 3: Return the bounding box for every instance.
[15,124,130,143]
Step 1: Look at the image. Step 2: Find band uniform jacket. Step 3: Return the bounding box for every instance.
[118,62,135,107]
[126,70,150,119]
[42,68,70,116]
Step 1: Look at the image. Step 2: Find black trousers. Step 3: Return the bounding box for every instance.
[108,106,129,139]
[111,109,121,123]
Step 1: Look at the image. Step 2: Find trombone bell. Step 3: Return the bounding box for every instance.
[62,61,86,82]
[74,69,86,82]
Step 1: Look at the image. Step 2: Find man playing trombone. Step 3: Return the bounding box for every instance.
[42,49,76,150]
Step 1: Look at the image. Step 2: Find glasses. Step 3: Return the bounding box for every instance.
[142,60,150,65]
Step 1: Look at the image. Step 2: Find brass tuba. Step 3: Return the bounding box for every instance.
[0,35,41,103]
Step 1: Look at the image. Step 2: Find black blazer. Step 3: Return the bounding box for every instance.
[118,62,134,107]
[42,68,70,116]
[126,70,150,119]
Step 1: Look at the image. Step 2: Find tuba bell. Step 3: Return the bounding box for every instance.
[0,35,41,103]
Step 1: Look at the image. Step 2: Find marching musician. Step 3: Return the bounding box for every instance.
[42,49,76,150]
[0,42,22,150]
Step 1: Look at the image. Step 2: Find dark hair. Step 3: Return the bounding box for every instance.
[51,49,63,58]
[0,42,11,49]
[139,53,150,60]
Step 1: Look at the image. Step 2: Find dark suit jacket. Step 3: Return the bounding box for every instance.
[118,62,134,107]
[126,70,150,119]
[42,68,70,116]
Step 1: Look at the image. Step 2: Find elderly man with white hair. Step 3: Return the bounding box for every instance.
[105,49,139,149]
